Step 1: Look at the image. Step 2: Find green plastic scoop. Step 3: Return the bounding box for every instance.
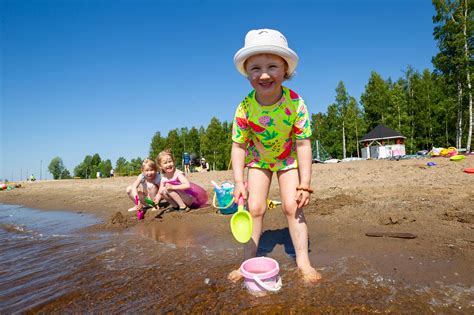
[144,197,158,209]
[230,197,253,243]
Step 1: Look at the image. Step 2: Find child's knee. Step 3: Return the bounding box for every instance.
[281,200,298,216]
[248,201,266,216]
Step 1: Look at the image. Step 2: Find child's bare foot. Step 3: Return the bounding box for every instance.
[228,268,243,282]
[299,265,322,283]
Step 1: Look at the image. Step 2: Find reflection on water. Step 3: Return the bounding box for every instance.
[0,204,472,313]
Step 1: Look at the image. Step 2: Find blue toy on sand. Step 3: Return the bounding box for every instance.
[211,181,238,214]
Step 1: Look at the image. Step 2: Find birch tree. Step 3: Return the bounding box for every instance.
[335,81,349,159]
[433,0,473,151]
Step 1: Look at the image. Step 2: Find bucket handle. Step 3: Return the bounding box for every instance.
[212,193,235,210]
[253,275,282,292]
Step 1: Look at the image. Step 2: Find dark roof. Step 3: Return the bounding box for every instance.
[359,124,406,142]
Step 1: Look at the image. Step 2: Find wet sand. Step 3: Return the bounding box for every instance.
[1,155,473,310]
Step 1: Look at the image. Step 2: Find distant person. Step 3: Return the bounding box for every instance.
[229,29,321,283]
[96,171,102,178]
[110,169,115,177]
[156,149,208,211]
[199,157,209,172]
[182,152,191,173]
[30,174,36,182]
[126,158,162,213]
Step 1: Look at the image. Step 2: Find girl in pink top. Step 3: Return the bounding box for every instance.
[156,150,208,211]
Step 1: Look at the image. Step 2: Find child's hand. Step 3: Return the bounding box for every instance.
[295,190,311,208]
[128,203,143,212]
[233,182,247,203]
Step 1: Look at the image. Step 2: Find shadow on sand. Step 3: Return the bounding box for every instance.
[257,227,311,259]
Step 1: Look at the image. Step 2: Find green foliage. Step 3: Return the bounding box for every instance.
[48,157,67,180]
[61,169,72,179]
[200,117,231,170]
[98,159,112,178]
[115,157,129,176]
[166,129,183,162]
[360,71,390,129]
[129,158,143,176]
[74,155,93,178]
[149,131,167,160]
[187,127,201,158]
[432,0,473,151]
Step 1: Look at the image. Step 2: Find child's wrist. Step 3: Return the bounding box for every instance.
[296,185,313,193]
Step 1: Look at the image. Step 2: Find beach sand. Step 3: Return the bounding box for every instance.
[1,155,473,287]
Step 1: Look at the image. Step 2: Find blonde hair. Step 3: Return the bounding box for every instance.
[156,149,175,167]
[142,158,158,171]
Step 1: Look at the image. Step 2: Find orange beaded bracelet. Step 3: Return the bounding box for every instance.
[296,186,314,193]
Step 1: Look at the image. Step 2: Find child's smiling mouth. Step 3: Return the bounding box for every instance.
[260,81,273,88]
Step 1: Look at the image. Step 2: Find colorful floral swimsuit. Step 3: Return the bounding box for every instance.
[232,86,312,172]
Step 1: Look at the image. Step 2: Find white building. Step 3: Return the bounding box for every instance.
[359,124,406,159]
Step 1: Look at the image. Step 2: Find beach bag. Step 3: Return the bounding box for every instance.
[212,181,238,215]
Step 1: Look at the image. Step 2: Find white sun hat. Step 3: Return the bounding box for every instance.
[234,29,299,77]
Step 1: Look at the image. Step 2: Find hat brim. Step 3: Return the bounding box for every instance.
[234,45,298,77]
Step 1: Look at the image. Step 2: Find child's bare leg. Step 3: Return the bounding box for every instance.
[228,168,271,282]
[125,186,144,211]
[146,184,159,201]
[162,191,192,209]
[277,169,321,283]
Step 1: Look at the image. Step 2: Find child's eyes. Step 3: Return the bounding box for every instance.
[250,65,278,72]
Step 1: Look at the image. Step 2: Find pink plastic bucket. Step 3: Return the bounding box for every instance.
[240,257,282,295]
[137,210,144,220]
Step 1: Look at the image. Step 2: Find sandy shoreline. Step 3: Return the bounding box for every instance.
[1,155,473,286]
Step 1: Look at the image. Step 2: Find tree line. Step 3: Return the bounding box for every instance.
[48,0,472,180]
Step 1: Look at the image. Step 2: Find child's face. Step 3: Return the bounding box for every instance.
[142,165,157,180]
[245,53,287,105]
[159,155,175,174]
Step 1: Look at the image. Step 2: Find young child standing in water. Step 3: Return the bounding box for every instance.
[156,150,208,211]
[126,158,161,212]
[229,29,321,283]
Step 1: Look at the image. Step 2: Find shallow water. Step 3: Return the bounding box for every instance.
[0,205,472,313]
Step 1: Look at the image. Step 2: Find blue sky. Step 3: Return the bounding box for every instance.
[1,0,437,181]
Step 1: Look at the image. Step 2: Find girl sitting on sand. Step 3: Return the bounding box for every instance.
[156,149,207,211]
[126,158,161,212]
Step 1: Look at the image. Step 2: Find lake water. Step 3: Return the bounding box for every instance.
[0,204,472,313]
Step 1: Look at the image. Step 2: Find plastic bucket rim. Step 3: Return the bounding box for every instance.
[240,256,280,280]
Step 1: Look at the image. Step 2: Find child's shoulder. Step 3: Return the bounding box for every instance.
[284,86,302,101]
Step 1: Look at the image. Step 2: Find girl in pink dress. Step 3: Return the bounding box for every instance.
[156,150,208,211]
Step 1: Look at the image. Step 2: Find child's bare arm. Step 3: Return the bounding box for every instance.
[231,142,247,201]
[131,175,143,200]
[295,138,312,208]
[166,173,191,191]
